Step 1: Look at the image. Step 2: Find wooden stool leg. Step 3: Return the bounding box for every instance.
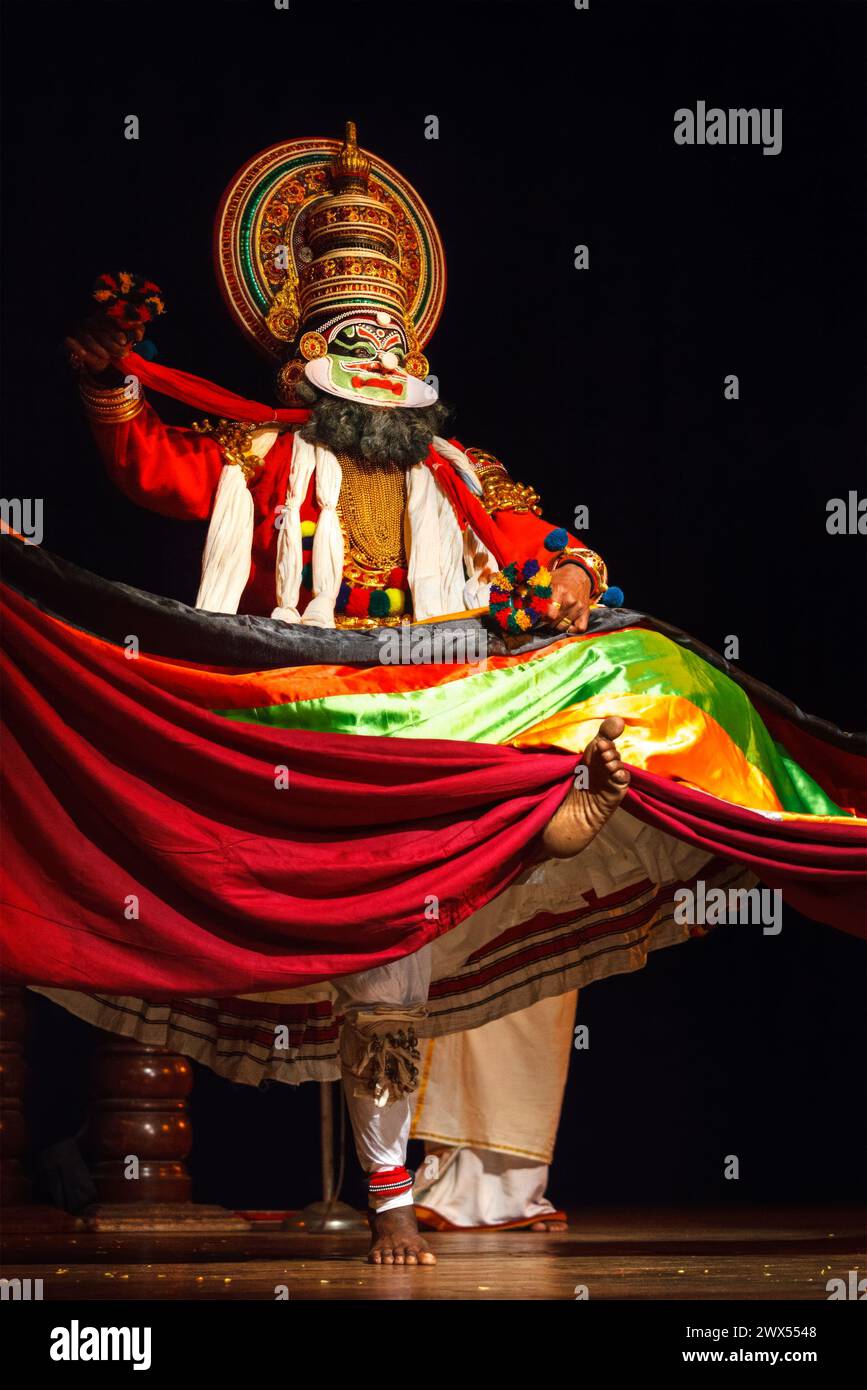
[0,985,79,1232]
[85,1034,249,1233]
[0,986,31,1204]
[89,1037,192,1202]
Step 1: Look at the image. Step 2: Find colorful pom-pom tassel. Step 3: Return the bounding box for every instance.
[600,586,624,607]
[488,555,560,635]
[385,587,406,615]
[369,589,391,619]
[346,588,370,618]
[544,528,569,552]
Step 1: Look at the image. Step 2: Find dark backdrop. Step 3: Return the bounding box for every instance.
[2,0,865,1210]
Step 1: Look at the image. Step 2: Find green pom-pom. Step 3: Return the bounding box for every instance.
[369,590,391,618]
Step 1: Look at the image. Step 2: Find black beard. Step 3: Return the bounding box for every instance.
[296,381,453,468]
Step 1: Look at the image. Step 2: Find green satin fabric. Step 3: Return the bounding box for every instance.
[217,627,843,817]
[774,744,844,815]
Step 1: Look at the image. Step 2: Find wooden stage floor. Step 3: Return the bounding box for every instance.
[2,1206,864,1301]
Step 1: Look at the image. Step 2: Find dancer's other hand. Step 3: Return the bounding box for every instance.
[545,563,592,635]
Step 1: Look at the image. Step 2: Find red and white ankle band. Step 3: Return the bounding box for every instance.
[368,1165,414,1213]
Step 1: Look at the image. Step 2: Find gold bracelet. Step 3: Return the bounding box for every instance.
[554,545,608,601]
[79,373,144,424]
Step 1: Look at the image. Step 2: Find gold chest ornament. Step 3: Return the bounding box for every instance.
[336,451,408,586]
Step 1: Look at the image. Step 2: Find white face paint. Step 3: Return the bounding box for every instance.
[304,354,439,408]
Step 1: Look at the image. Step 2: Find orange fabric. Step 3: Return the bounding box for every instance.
[29,602,585,708]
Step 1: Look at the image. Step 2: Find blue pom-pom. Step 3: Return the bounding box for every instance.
[600,586,624,608]
[522,557,540,580]
[336,580,351,609]
[544,528,569,552]
[134,338,158,361]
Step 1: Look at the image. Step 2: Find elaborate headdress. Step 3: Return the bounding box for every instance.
[214,122,446,407]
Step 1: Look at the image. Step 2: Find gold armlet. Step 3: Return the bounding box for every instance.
[79,373,144,424]
[464,446,543,517]
[554,546,608,601]
[191,417,270,482]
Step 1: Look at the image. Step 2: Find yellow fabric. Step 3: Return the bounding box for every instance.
[511,691,785,813]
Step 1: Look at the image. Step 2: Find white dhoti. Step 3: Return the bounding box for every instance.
[410,992,578,1228]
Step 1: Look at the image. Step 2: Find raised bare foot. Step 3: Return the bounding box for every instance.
[367,1204,437,1266]
[541,715,630,858]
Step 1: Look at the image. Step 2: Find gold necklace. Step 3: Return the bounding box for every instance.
[336,451,407,584]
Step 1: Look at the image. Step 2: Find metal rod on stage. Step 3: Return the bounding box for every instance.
[285,1080,366,1232]
[319,1080,335,1202]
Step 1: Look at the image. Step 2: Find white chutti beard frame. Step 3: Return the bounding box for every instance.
[304,356,439,409]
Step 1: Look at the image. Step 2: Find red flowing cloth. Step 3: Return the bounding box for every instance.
[2,579,864,998]
[0,585,574,994]
[118,353,310,424]
[625,773,866,938]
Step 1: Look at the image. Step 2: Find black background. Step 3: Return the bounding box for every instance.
[2,0,865,1212]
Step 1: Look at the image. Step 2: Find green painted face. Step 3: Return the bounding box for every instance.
[304,316,439,407]
[329,321,407,362]
[325,353,410,404]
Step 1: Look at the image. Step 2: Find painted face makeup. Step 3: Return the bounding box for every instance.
[304,351,438,408]
[303,312,438,407]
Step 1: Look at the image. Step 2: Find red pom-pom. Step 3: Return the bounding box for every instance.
[345,587,370,618]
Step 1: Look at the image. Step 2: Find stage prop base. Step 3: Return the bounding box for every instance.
[285,1200,368,1234]
[82,1202,252,1234]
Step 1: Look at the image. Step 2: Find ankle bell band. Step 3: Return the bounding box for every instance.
[368,1166,414,1208]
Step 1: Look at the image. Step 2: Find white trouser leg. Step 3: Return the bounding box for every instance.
[332,944,432,1209]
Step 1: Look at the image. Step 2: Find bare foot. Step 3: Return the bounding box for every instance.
[542,716,630,857]
[367,1205,437,1265]
[528,1219,568,1232]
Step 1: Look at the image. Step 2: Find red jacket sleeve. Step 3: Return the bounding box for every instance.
[454,441,609,599]
[81,377,225,521]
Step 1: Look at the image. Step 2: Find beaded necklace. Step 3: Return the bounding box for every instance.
[336,451,407,588]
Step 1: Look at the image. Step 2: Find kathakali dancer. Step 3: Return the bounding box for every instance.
[2,123,864,1265]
